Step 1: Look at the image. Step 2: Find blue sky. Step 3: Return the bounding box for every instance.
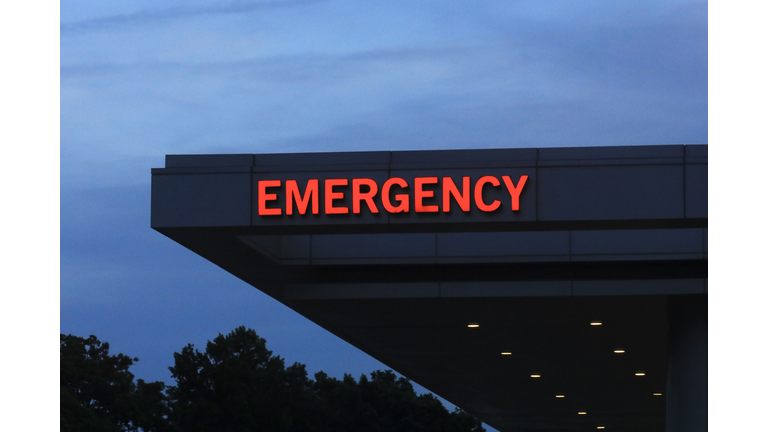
[60,0,707,423]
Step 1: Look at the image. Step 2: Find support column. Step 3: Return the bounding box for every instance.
[666,294,708,432]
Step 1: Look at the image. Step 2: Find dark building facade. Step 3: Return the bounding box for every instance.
[151,144,707,432]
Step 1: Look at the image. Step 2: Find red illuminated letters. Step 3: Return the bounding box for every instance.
[474,176,501,212]
[443,176,470,212]
[286,179,319,215]
[353,178,379,214]
[502,175,528,211]
[258,180,282,215]
[325,179,348,214]
[382,178,409,213]
[414,177,439,213]
[258,174,528,216]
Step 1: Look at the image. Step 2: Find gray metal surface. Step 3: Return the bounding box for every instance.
[151,144,707,431]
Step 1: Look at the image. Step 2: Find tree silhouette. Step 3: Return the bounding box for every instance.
[60,334,168,432]
[166,326,484,432]
[61,327,485,432]
[166,326,318,432]
[312,370,485,432]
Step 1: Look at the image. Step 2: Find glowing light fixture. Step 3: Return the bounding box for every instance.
[578,412,587,415]
[530,374,541,378]
[467,324,480,328]
[590,321,602,326]
[613,349,625,353]
[653,393,663,396]
[635,372,646,376]
[597,427,605,430]
[555,395,565,398]
[501,352,512,355]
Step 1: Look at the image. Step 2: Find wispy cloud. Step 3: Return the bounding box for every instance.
[60,46,465,78]
[61,0,325,33]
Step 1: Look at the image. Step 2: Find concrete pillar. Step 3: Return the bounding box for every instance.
[666,294,708,432]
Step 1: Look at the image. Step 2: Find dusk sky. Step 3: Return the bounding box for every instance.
[59,0,707,425]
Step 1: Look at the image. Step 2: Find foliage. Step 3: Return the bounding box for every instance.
[62,327,485,432]
[311,370,485,432]
[166,326,317,432]
[60,334,168,432]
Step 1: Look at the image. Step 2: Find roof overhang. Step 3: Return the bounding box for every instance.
[151,145,707,431]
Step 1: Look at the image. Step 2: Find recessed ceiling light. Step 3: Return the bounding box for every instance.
[467,324,480,328]
[530,374,541,378]
[597,427,605,430]
[578,411,587,415]
[635,372,646,376]
[555,395,565,398]
[501,352,512,355]
[653,393,663,396]
[590,322,602,326]
[613,349,625,353]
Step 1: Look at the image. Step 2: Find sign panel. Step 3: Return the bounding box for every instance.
[251,170,536,226]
